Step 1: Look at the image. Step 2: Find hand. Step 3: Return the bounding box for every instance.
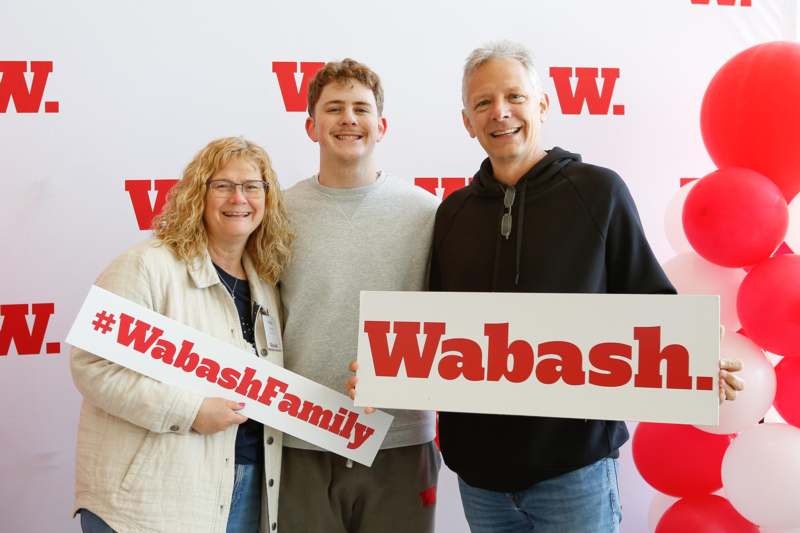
[191,397,248,435]
[718,359,745,404]
[346,360,375,414]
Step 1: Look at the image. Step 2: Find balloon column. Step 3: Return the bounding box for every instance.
[635,41,800,532]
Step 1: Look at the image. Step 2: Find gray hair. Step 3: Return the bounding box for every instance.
[462,40,544,106]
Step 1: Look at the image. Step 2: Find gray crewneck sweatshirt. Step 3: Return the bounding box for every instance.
[280,172,438,450]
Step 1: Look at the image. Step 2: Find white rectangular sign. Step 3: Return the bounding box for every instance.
[356,291,720,425]
[67,285,392,466]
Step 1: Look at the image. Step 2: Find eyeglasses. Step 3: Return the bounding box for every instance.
[206,179,269,198]
[500,186,516,239]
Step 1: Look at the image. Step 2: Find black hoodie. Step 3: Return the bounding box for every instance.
[430,147,675,492]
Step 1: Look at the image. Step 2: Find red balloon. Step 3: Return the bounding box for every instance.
[682,168,788,267]
[633,423,731,497]
[774,356,800,428]
[737,254,800,355]
[655,495,758,533]
[701,41,800,202]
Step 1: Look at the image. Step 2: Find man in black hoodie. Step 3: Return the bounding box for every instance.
[429,41,744,532]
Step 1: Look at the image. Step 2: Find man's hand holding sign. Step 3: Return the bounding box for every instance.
[718,353,745,402]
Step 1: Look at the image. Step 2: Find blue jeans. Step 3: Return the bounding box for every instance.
[227,463,262,533]
[78,464,261,533]
[458,458,621,533]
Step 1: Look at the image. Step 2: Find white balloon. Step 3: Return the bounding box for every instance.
[722,423,800,529]
[662,252,746,331]
[647,492,678,532]
[695,332,776,434]
[766,351,784,366]
[664,180,698,254]
[785,194,800,254]
[764,406,788,424]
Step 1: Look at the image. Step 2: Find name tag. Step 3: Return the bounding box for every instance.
[262,313,283,352]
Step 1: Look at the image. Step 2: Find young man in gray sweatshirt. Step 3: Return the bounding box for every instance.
[277,58,441,533]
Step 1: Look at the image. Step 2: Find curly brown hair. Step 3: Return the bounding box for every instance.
[306,58,384,117]
[152,137,292,284]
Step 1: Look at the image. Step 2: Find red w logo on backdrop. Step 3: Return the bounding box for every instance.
[126,179,179,230]
[415,177,472,201]
[0,304,60,356]
[690,0,751,5]
[549,67,625,115]
[0,61,59,113]
[272,61,326,112]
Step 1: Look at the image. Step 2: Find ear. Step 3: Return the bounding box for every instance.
[305,116,319,143]
[375,116,388,143]
[539,93,550,122]
[462,109,477,139]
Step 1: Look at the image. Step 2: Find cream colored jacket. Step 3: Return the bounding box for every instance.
[71,240,284,532]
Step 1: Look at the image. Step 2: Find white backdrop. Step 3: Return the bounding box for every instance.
[1,1,797,531]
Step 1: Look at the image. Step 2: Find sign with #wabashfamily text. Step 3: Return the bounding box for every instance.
[355,291,720,425]
[67,285,392,466]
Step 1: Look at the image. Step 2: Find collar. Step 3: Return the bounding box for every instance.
[188,246,271,305]
[187,248,219,289]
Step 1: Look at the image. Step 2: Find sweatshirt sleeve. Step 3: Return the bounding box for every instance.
[604,176,676,295]
[429,211,443,292]
[69,249,203,435]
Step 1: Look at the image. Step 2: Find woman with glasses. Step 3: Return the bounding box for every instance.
[70,137,292,533]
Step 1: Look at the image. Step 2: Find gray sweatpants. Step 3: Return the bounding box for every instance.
[279,442,441,533]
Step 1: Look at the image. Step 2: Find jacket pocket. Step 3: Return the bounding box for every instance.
[120,431,157,492]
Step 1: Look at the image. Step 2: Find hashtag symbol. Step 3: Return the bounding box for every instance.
[92,310,116,334]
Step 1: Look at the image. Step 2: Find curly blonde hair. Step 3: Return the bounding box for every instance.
[153,137,292,284]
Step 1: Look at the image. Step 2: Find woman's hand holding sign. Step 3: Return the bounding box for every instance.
[191,398,248,435]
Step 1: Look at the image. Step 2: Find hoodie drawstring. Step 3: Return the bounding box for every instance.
[483,150,577,291]
[510,159,571,287]
[514,180,527,286]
